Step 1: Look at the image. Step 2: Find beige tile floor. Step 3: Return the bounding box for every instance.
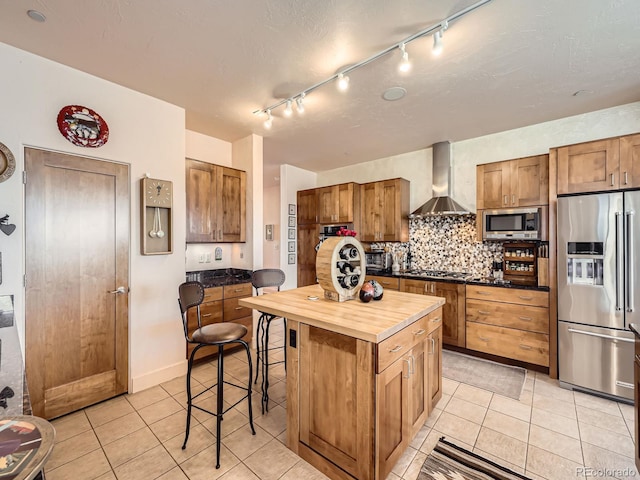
[46,325,639,480]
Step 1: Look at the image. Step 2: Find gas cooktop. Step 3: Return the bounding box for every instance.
[403,270,472,281]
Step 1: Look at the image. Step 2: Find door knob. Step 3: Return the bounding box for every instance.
[109,286,127,294]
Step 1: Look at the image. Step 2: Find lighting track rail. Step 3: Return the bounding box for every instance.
[253,0,492,128]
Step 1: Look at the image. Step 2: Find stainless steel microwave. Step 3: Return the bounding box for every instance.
[482,207,547,240]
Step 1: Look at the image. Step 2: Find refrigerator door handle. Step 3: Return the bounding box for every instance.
[615,211,624,311]
[567,328,634,343]
[626,210,635,312]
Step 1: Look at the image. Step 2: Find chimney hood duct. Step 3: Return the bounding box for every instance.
[410,141,471,217]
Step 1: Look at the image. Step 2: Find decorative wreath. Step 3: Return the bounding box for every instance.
[57,105,109,148]
[0,142,16,183]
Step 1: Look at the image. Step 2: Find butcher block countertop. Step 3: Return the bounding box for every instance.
[239,284,444,343]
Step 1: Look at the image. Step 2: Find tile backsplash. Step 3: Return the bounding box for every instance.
[372,215,502,277]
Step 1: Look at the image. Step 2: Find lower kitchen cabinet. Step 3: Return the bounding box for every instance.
[364,274,400,291]
[428,326,442,406]
[465,285,549,367]
[400,278,466,348]
[186,282,252,361]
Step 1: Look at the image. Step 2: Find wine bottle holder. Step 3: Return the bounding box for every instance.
[316,237,366,302]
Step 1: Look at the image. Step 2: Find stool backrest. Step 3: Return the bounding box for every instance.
[251,269,285,295]
[178,281,205,339]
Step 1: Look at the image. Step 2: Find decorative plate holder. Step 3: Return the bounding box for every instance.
[140,177,173,255]
[316,236,366,302]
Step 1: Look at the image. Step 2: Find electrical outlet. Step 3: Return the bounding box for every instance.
[198,254,205,263]
[205,253,212,263]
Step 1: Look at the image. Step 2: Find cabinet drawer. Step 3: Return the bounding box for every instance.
[187,300,223,331]
[466,299,549,334]
[377,314,430,373]
[366,275,400,291]
[466,285,548,307]
[466,322,549,366]
[203,287,223,303]
[224,297,252,321]
[223,282,252,299]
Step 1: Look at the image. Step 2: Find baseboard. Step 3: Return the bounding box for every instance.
[129,360,188,393]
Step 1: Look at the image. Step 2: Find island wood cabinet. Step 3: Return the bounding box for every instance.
[297,307,443,480]
[186,282,252,361]
[476,154,549,209]
[185,159,246,243]
[360,178,410,243]
[555,133,640,194]
[400,278,466,348]
[465,285,549,367]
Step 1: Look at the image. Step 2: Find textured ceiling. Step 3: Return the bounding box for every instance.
[1,0,639,187]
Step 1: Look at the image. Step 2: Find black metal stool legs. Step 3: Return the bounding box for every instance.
[243,341,257,435]
[182,346,198,450]
[215,344,224,468]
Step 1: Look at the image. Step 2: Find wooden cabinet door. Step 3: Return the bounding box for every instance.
[477,161,511,209]
[621,133,640,189]
[556,139,620,194]
[427,327,442,408]
[186,159,217,242]
[219,167,246,242]
[317,185,339,224]
[511,155,549,206]
[400,278,428,295]
[376,354,410,480]
[381,179,409,242]
[360,182,381,242]
[408,340,429,436]
[297,224,319,287]
[434,282,465,348]
[297,189,318,225]
[338,183,355,223]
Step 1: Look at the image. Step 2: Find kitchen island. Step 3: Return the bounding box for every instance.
[240,284,444,480]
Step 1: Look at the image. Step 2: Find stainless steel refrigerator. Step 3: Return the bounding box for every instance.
[558,191,639,401]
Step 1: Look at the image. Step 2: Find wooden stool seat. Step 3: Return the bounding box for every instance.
[192,323,247,343]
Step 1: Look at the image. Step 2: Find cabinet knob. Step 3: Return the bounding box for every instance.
[512,194,515,205]
[519,344,532,350]
[431,316,441,324]
[388,345,403,353]
[625,171,629,185]
[478,310,491,315]
[478,336,489,342]
[412,328,426,336]
[504,195,508,205]
[429,337,436,354]
[518,295,533,301]
[518,316,532,321]
[202,313,212,317]
[235,306,243,310]
[611,173,615,186]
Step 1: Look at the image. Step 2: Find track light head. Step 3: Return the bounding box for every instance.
[263,109,273,129]
[337,73,350,92]
[284,100,293,117]
[399,43,411,72]
[296,94,305,114]
[432,30,444,56]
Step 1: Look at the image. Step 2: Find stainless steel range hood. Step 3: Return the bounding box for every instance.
[410,141,471,217]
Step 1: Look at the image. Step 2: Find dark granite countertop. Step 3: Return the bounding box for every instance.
[365,269,550,291]
[630,324,640,338]
[186,268,253,289]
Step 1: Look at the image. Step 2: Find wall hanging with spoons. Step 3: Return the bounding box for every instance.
[140,176,173,255]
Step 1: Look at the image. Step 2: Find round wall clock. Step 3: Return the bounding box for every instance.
[145,179,172,207]
[0,142,16,183]
[57,105,109,148]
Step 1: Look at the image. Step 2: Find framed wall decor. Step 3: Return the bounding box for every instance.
[288,253,296,264]
[288,228,296,240]
[288,216,296,227]
[288,204,296,215]
[288,241,295,252]
[140,177,173,255]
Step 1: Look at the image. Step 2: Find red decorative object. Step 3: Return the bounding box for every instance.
[337,227,357,237]
[359,282,375,302]
[57,105,109,148]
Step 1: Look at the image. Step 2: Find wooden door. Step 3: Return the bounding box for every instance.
[556,138,620,194]
[186,159,217,242]
[477,161,510,209]
[25,148,129,419]
[427,328,442,408]
[220,167,246,242]
[408,341,429,436]
[511,155,549,207]
[297,189,318,225]
[434,282,465,348]
[360,182,380,242]
[337,183,354,223]
[317,186,338,224]
[297,224,319,287]
[376,355,410,480]
[621,133,640,189]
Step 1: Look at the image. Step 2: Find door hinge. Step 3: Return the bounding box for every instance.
[23,171,27,184]
[23,274,26,287]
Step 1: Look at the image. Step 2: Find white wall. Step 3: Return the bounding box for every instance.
[263,186,281,269]
[317,102,640,213]
[0,42,187,392]
[280,164,317,291]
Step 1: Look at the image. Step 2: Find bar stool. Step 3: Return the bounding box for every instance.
[251,269,286,413]
[178,281,255,469]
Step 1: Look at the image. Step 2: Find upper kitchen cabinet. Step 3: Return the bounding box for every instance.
[297,188,318,225]
[318,182,359,224]
[555,134,640,194]
[477,155,549,209]
[360,178,409,242]
[186,159,246,243]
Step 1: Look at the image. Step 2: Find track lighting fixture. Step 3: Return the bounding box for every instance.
[284,100,293,117]
[263,109,273,129]
[252,0,491,126]
[399,43,411,72]
[337,73,350,91]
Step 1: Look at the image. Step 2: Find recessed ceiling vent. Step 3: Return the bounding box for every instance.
[409,141,471,217]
